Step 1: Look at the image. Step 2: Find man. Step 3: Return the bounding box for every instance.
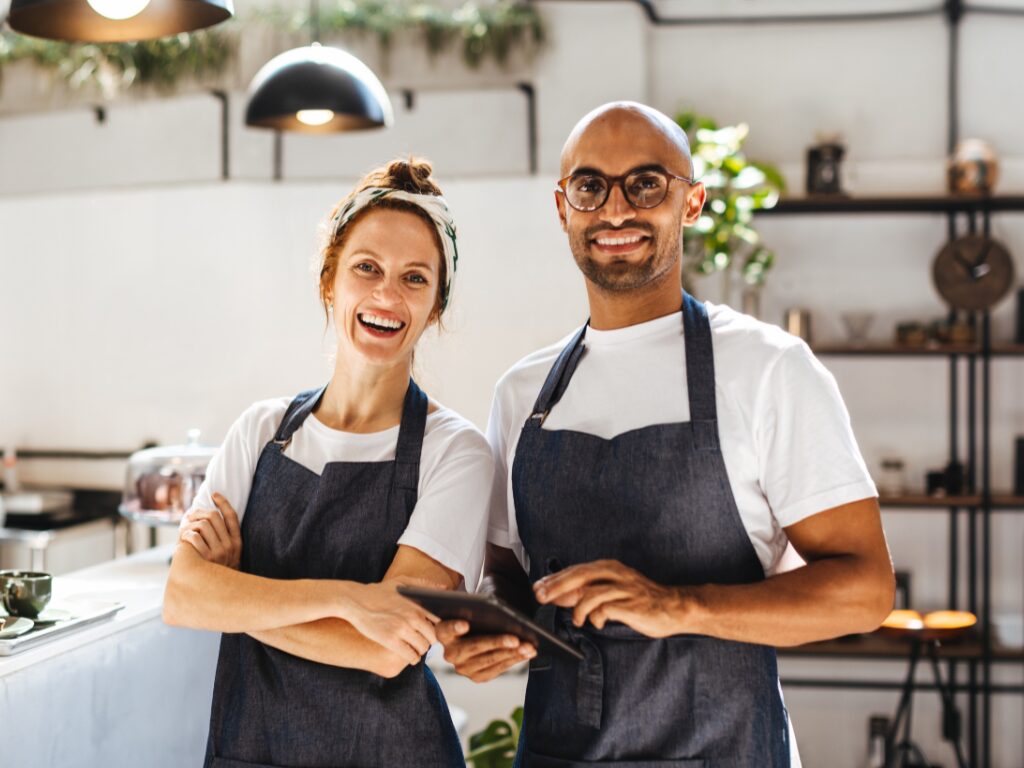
[438,102,894,766]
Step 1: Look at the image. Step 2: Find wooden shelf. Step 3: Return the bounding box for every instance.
[879,494,1024,509]
[780,632,1024,662]
[813,343,1024,357]
[759,195,1024,215]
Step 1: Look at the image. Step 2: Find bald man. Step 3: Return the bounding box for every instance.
[438,102,894,766]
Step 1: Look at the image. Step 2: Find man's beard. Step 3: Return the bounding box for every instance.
[569,221,681,293]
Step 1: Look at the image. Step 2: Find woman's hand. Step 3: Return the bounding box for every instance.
[337,579,443,666]
[180,493,242,569]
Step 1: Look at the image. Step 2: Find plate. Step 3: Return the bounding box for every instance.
[30,607,76,627]
[0,616,34,639]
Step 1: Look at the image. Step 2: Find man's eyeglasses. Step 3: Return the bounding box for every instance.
[555,167,696,212]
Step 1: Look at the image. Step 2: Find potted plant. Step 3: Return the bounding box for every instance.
[675,110,785,316]
[465,706,523,768]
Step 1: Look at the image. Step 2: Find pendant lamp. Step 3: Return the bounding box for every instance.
[7,0,233,42]
[244,0,392,134]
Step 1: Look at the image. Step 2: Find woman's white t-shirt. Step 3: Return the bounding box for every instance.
[187,397,494,589]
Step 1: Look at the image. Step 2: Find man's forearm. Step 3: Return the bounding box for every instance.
[249,619,407,677]
[680,554,895,647]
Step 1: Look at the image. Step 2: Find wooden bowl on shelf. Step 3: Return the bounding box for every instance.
[879,609,977,642]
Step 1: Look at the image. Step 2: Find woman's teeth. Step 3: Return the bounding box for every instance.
[358,313,405,331]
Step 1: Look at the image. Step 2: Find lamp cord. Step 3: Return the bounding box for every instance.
[310,0,320,45]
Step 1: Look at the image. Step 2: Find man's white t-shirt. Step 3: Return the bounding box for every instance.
[487,301,877,575]
[485,302,876,768]
[186,397,494,589]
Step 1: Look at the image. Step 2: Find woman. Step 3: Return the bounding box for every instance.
[163,158,493,768]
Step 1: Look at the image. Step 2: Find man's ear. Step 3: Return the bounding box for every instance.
[554,191,569,232]
[681,182,706,226]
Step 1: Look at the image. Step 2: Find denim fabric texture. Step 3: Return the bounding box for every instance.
[510,293,791,767]
[203,381,464,768]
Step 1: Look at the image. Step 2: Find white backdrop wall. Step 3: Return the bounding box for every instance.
[1,1,1023,765]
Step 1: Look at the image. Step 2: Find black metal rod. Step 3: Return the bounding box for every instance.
[781,678,1024,694]
[210,90,229,181]
[981,308,992,767]
[968,4,1024,17]
[928,646,969,768]
[273,131,283,182]
[947,0,961,154]
[14,448,139,460]
[517,82,538,175]
[623,0,944,26]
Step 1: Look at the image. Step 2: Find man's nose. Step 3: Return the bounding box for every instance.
[599,182,635,227]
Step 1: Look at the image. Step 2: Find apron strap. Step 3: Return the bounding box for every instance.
[525,324,588,428]
[272,386,327,450]
[388,379,429,523]
[681,291,720,451]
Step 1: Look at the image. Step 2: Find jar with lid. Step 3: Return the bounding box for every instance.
[119,429,216,526]
[877,458,907,497]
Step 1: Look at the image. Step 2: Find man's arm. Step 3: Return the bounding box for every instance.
[535,497,895,646]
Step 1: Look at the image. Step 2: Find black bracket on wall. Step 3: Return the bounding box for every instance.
[209,89,230,181]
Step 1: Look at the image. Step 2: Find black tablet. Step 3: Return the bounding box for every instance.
[397,587,584,662]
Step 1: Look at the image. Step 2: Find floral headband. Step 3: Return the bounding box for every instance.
[330,187,459,311]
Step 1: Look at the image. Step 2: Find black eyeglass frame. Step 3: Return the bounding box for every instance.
[555,165,697,212]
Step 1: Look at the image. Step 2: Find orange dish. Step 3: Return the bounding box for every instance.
[880,609,977,640]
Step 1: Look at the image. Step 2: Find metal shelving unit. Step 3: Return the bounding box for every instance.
[764,193,1023,767]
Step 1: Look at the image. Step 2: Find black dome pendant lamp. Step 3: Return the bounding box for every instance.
[7,0,233,43]
[244,0,393,134]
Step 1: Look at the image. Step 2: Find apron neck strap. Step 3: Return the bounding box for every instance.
[681,291,720,450]
[527,324,588,427]
[273,386,327,447]
[393,378,428,492]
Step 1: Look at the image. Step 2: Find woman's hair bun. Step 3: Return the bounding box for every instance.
[379,157,441,195]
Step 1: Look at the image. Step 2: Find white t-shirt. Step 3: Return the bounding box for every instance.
[487,302,878,576]
[187,397,494,589]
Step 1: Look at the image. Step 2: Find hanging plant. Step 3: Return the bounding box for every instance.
[267,0,545,69]
[0,28,236,98]
[676,110,785,286]
[0,1,542,97]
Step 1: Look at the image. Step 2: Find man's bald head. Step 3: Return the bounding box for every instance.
[560,102,692,178]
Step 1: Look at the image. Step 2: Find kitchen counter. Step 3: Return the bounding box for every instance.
[0,545,522,767]
[0,544,219,767]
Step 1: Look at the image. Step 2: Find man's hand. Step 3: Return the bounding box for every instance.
[534,559,689,638]
[436,620,535,682]
[180,493,242,569]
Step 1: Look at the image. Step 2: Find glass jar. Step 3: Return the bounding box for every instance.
[877,458,907,497]
[119,429,216,526]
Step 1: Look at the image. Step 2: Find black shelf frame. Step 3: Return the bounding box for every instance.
[771,201,1019,768]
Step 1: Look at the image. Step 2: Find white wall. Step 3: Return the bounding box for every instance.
[2,1,1023,765]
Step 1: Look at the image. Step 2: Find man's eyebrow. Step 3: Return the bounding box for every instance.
[568,163,670,176]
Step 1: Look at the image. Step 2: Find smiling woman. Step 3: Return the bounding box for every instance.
[161,157,493,767]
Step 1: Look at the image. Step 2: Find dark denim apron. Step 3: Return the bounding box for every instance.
[203,381,463,768]
[511,293,790,767]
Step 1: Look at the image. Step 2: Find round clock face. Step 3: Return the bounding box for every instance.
[933,234,1015,311]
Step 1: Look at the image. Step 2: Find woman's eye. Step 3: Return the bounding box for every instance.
[355,263,376,274]
[406,273,428,285]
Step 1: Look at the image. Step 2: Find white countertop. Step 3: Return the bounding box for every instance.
[0,543,175,677]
